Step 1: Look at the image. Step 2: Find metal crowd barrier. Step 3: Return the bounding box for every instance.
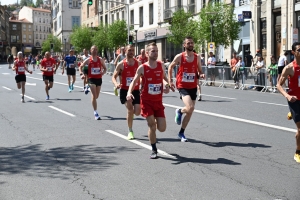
[106,63,115,75]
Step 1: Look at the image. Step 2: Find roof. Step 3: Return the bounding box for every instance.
[9,18,32,23]
[27,6,51,13]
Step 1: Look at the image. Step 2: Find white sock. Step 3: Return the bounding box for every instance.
[94,110,98,115]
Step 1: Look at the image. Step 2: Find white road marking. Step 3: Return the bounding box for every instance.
[2,86,11,90]
[101,91,115,96]
[2,73,10,75]
[106,130,176,159]
[253,101,288,107]
[201,94,236,100]
[48,106,76,117]
[36,72,43,75]
[163,103,296,133]
[20,94,35,100]
[0,67,2,68]
[26,83,36,86]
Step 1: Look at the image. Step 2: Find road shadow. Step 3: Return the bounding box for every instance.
[27,100,54,103]
[55,98,81,101]
[200,100,232,102]
[160,154,241,165]
[0,144,138,179]
[101,115,145,121]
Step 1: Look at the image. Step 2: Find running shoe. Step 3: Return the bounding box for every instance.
[68,86,72,93]
[198,95,202,101]
[178,133,188,142]
[127,131,134,140]
[294,153,300,163]
[150,151,158,159]
[114,87,118,96]
[21,96,25,103]
[84,87,89,95]
[175,109,182,125]
[46,95,50,100]
[94,113,101,120]
[71,84,74,90]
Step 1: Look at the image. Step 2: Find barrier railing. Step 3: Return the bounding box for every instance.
[106,63,115,75]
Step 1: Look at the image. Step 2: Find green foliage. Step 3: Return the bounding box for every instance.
[35,0,44,7]
[41,35,62,54]
[107,20,128,49]
[166,9,199,47]
[198,2,241,48]
[20,0,34,6]
[92,23,109,52]
[69,25,94,52]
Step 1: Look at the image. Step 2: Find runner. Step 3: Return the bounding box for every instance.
[12,52,32,102]
[168,36,205,142]
[113,47,126,96]
[127,42,172,159]
[7,54,14,69]
[112,44,141,140]
[277,42,300,163]
[31,55,36,71]
[62,49,77,92]
[80,48,90,93]
[137,49,148,64]
[79,45,107,120]
[40,52,57,100]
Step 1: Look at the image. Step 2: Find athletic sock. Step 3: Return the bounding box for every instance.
[179,128,185,134]
[128,127,133,132]
[94,110,98,115]
[151,143,157,152]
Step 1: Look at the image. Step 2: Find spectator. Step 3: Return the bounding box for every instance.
[245,51,253,79]
[277,51,288,87]
[7,54,14,69]
[230,52,239,89]
[207,51,216,86]
[254,56,265,90]
[267,57,278,93]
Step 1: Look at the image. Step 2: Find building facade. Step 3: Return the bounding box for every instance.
[20,19,34,55]
[52,0,81,54]
[19,6,51,54]
[0,5,11,59]
[9,19,22,55]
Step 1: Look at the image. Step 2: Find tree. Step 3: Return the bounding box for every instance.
[41,35,62,54]
[107,20,128,49]
[198,2,241,49]
[166,9,199,47]
[92,23,109,53]
[20,0,34,7]
[69,25,94,52]
[35,0,44,7]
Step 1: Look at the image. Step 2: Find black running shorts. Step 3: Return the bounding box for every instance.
[288,100,300,123]
[88,78,102,87]
[278,66,285,74]
[178,88,197,101]
[67,68,76,76]
[15,74,26,83]
[43,75,54,82]
[120,89,140,105]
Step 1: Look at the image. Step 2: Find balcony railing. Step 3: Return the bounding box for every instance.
[164,6,188,20]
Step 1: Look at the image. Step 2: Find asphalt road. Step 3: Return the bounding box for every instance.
[0,63,299,200]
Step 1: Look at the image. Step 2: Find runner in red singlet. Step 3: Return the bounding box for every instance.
[168,36,205,142]
[112,44,141,139]
[80,45,107,120]
[277,42,300,163]
[12,52,32,102]
[127,42,173,159]
[40,52,57,100]
[137,49,148,64]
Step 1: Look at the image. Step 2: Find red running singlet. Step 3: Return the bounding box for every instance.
[121,58,139,90]
[288,60,300,99]
[15,59,26,75]
[176,52,198,89]
[88,56,102,79]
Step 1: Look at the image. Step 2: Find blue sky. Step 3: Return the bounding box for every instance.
[1,0,36,6]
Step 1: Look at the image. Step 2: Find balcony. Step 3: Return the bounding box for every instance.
[164,6,188,21]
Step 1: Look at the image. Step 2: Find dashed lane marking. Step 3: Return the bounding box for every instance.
[20,94,35,100]
[48,106,76,117]
[253,101,287,107]
[2,86,11,90]
[201,94,236,100]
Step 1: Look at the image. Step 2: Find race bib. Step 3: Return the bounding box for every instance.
[47,67,53,72]
[148,83,162,95]
[69,64,75,68]
[126,77,133,86]
[182,72,195,82]
[18,67,25,72]
[91,68,101,75]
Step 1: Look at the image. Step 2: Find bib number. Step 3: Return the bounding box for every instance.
[18,67,25,72]
[69,64,75,68]
[148,84,162,95]
[182,72,195,82]
[91,68,101,75]
[126,77,133,86]
[47,67,53,72]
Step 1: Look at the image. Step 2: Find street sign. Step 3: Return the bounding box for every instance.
[238,14,244,22]
[208,42,215,53]
[242,11,252,19]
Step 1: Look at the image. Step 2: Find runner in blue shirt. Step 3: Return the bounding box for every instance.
[62,49,77,92]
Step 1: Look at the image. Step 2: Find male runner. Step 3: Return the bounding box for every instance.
[12,52,32,102]
[168,36,204,142]
[113,47,126,96]
[277,42,300,163]
[62,49,77,92]
[112,44,141,140]
[79,45,107,120]
[81,48,90,93]
[40,52,57,100]
[127,42,172,159]
[137,49,148,64]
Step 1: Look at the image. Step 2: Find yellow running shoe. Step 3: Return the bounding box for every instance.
[287,112,292,120]
[114,87,118,96]
[294,153,300,163]
[127,131,134,140]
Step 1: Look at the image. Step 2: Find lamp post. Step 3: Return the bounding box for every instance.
[134,29,138,56]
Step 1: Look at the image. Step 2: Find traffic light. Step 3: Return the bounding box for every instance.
[129,36,133,44]
[88,0,93,5]
[50,43,54,49]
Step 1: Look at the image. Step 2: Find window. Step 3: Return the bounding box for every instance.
[44,34,46,39]
[130,10,134,25]
[23,24,26,31]
[112,14,114,23]
[117,13,119,20]
[139,7,143,27]
[165,0,170,9]
[43,18,45,23]
[39,18,41,23]
[12,24,17,30]
[40,26,41,31]
[149,3,153,25]
[188,0,195,13]
[36,25,38,31]
[130,0,134,3]
[176,0,182,7]
[260,19,266,49]
[58,16,61,28]
[29,35,32,43]
[73,0,78,7]
[87,4,89,18]
[72,16,80,28]
[105,14,108,24]
[44,26,45,32]
[11,35,19,43]
[40,34,42,39]
[36,34,38,39]
[23,35,26,42]
[122,11,125,20]
[29,25,32,31]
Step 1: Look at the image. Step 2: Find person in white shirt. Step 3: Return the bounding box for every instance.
[207,52,216,86]
[255,56,265,89]
[277,51,288,84]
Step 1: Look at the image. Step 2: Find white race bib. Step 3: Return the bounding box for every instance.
[126,77,133,86]
[182,72,195,82]
[91,68,101,75]
[18,67,25,72]
[47,67,52,72]
[69,64,75,68]
[148,83,162,95]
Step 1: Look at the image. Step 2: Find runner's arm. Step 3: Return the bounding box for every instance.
[168,54,181,85]
[277,64,296,102]
[100,58,107,75]
[12,60,17,71]
[197,54,204,79]
[79,59,89,74]
[112,62,123,88]
[114,55,120,67]
[127,65,143,99]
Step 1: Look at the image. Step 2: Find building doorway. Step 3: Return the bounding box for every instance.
[274,13,281,60]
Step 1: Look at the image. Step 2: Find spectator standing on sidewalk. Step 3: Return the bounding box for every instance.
[266,57,278,92]
[207,52,216,86]
[277,51,288,87]
[230,52,239,89]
